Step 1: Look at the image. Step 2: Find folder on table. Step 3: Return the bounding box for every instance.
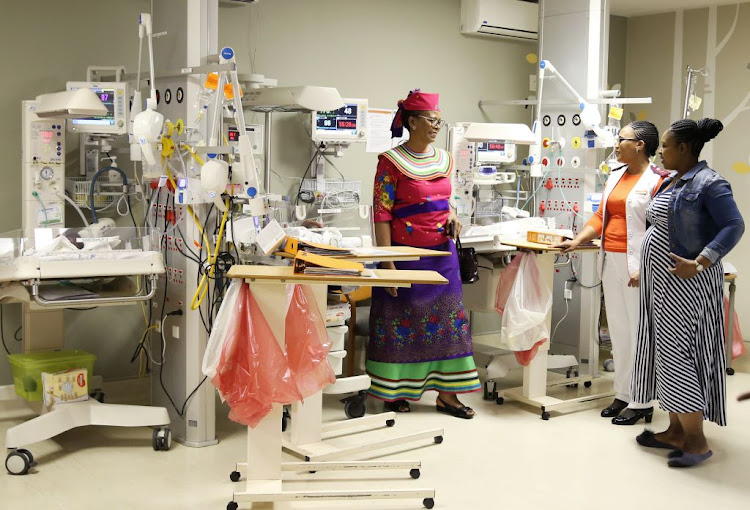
[293,250,363,276]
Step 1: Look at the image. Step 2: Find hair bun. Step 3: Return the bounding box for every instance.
[697,118,723,142]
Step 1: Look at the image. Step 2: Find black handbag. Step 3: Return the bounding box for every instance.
[455,236,479,284]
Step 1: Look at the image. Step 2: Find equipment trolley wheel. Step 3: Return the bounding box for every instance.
[282,408,290,432]
[495,396,504,405]
[727,367,735,376]
[423,497,435,509]
[410,468,421,479]
[434,435,443,444]
[386,419,395,427]
[229,470,241,482]
[227,502,238,510]
[584,381,592,388]
[343,396,366,419]
[152,427,172,451]
[5,449,33,475]
[541,411,550,420]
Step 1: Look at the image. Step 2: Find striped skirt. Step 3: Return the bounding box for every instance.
[631,190,727,425]
[366,240,481,401]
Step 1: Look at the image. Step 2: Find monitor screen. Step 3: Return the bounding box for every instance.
[70,88,116,128]
[315,104,358,136]
[476,141,506,154]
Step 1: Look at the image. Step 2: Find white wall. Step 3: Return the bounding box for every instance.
[0,0,534,384]
[218,0,536,200]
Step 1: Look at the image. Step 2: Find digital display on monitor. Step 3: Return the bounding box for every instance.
[316,104,358,134]
[477,141,506,153]
[227,128,240,142]
[70,88,116,127]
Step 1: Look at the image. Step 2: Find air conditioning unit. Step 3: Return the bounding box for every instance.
[460,0,539,41]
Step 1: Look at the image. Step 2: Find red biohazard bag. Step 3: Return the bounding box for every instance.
[724,296,746,360]
[285,284,336,398]
[211,283,302,428]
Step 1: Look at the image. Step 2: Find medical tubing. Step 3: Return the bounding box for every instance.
[31,192,49,225]
[164,165,211,256]
[57,192,90,227]
[181,143,205,166]
[190,200,229,311]
[89,166,129,223]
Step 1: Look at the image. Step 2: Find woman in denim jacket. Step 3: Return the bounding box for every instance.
[630,118,744,467]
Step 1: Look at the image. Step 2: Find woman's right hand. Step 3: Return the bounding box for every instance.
[554,239,581,253]
[381,261,398,297]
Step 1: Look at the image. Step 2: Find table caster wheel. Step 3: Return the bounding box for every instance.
[423,497,435,509]
[6,450,31,476]
[344,398,366,419]
[541,411,550,420]
[227,502,238,510]
[386,419,395,427]
[584,381,592,388]
[152,427,172,451]
[229,470,241,482]
[727,367,735,376]
[410,468,420,479]
[496,397,504,405]
[434,436,443,444]
[16,449,36,467]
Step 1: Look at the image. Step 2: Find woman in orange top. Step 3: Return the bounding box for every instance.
[556,121,668,425]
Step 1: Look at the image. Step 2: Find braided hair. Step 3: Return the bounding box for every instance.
[628,121,659,157]
[669,118,724,157]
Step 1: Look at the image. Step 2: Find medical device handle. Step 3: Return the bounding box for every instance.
[30,274,158,308]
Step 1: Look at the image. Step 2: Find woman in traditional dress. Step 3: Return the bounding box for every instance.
[367,89,481,419]
[631,118,744,467]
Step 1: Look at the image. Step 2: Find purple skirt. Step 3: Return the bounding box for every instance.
[368,240,474,364]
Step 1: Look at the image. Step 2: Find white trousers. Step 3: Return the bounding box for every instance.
[602,252,650,409]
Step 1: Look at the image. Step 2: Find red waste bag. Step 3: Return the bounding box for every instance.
[212,283,302,428]
[285,284,336,398]
[724,296,746,360]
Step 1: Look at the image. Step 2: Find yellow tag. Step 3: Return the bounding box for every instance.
[204,72,219,91]
[608,106,624,120]
[224,83,243,100]
[571,137,581,149]
[599,162,610,174]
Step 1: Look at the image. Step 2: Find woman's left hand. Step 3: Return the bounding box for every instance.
[446,211,462,239]
[668,253,702,279]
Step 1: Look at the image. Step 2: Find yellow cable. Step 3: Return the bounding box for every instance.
[181,143,205,166]
[190,200,229,311]
[163,163,228,311]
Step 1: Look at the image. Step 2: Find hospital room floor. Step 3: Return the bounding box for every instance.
[1,366,749,510]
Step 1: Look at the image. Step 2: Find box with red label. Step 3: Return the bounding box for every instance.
[42,368,90,407]
[527,230,566,245]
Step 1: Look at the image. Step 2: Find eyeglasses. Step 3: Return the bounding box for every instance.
[416,115,446,129]
[617,137,639,144]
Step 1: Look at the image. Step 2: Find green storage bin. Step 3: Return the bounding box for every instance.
[7,350,96,402]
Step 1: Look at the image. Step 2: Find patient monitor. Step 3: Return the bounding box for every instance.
[66,82,128,135]
[311,98,368,144]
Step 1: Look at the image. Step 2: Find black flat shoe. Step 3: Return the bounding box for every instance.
[435,396,474,419]
[600,399,628,418]
[384,400,411,413]
[612,407,653,425]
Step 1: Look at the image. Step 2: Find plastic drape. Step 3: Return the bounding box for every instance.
[208,282,302,428]
[285,284,336,398]
[495,252,552,365]
[203,281,336,428]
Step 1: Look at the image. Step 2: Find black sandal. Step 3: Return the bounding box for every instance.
[384,399,411,413]
[436,396,474,419]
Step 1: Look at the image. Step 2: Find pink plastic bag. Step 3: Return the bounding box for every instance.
[211,283,302,428]
[286,284,336,398]
[494,252,552,365]
[724,296,746,360]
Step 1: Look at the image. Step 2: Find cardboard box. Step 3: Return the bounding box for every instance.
[42,368,90,407]
[527,230,566,245]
